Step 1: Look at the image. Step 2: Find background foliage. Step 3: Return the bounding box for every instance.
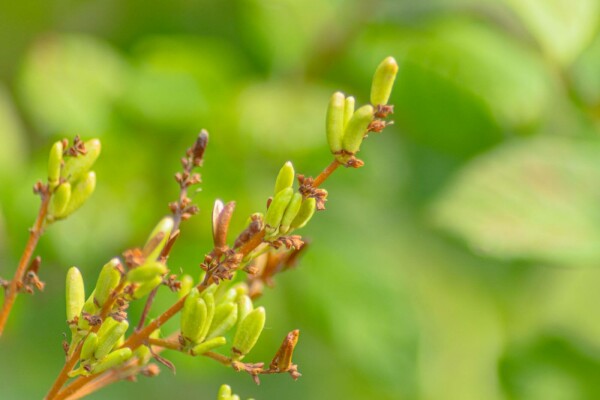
[2,0,600,399]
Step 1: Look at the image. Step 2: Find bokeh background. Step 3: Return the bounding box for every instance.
[2,0,600,399]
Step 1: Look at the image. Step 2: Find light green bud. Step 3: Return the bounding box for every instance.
[178,274,194,299]
[199,292,215,341]
[77,290,98,331]
[370,56,398,106]
[80,332,98,362]
[279,192,303,235]
[181,288,208,343]
[232,307,265,359]
[207,303,238,340]
[66,267,85,322]
[94,258,121,307]
[91,348,132,374]
[290,197,316,230]
[274,161,295,195]
[95,318,129,360]
[59,171,96,218]
[143,216,174,261]
[218,384,232,400]
[232,396,240,400]
[127,261,167,283]
[264,187,294,238]
[191,336,227,355]
[132,275,163,299]
[326,91,345,154]
[48,140,63,190]
[49,182,71,220]
[343,96,355,129]
[237,294,253,324]
[61,139,101,183]
[341,105,374,155]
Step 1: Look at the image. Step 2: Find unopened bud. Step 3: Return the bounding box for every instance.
[94,258,121,307]
[132,275,162,299]
[178,275,194,299]
[181,288,208,343]
[341,105,374,155]
[290,197,316,230]
[80,332,98,362]
[264,187,294,238]
[370,56,398,106]
[91,348,132,374]
[326,92,345,154]
[192,336,227,355]
[48,141,63,190]
[217,384,232,400]
[274,161,295,195]
[278,192,303,235]
[207,303,238,340]
[61,139,101,183]
[49,182,71,220]
[143,216,174,261]
[66,267,85,322]
[95,318,129,360]
[200,291,215,341]
[232,306,265,359]
[344,96,355,128]
[127,261,167,284]
[60,171,96,218]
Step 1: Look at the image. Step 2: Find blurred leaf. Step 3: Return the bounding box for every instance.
[18,34,128,135]
[570,32,600,107]
[0,84,27,177]
[432,136,600,264]
[504,0,599,65]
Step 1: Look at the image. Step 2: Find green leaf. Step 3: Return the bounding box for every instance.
[432,136,600,264]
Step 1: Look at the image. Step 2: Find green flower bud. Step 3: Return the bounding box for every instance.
[279,192,303,235]
[232,396,240,400]
[341,105,374,155]
[343,96,355,129]
[290,197,316,230]
[274,161,295,195]
[94,258,121,307]
[181,288,208,343]
[91,348,132,374]
[95,318,129,360]
[48,141,63,190]
[80,332,98,362]
[370,56,398,106]
[191,336,227,355]
[237,294,253,324]
[264,187,294,238]
[48,183,71,221]
[77,290,98,331]
[60,171,96,218]
[178,274,194,299]
[217,288,238,305]
[326,91,345,154]
[61,139,101,183]
[207,303,238,340]
[199,292,215,341]
[218,384,232,400]
[66,267,85,323]
[143,216,174,261]
[134,329,160,365]
[232,307,266,359]
[127,261,167,284]
[132,275,163,299]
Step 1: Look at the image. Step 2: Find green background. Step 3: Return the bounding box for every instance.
[2,0,600,399]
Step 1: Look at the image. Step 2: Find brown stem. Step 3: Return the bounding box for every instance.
[0,192,50,336]
[135,286,159,332]
[203,351,231,366]
[312,160,340,188]
[147,337,181,351]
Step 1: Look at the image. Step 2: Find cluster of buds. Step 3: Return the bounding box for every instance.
[46,137,100,223]
[216,384,254,400]
[327,56,398,167]
[264,162,317,241]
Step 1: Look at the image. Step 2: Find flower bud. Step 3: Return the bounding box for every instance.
[181,288,208,343]
[143,216,174,261]
[290,197,316,230]
[80,332,98,362]
[60,171,96,217]
[218,384,232,400]
[278,192,303,235]
[207,303,238,340]
[199,292,215,341]
[232,306,265,359]
[95,318,129,360]
[178,275,194,299]
[274,161,295,195]
[94,258,121,307]
[66,267,85,322]
[341,105,374,155]
[264,187,294,238]
[49,182,71,220]
[127,261,167,284]
[91,348,132,374]
[343,96,355,129]
[191,336,227,355]
[370,56,398,106]
[237,294,253,324]
[78,291,98,331]
[326,92,345,154]
[61,139,101,183]
[132,275,162,299]
[48,141,63,190]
